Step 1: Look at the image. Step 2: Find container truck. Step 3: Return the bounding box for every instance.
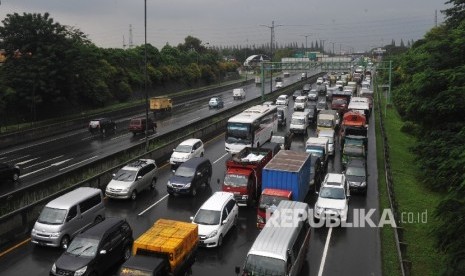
[150,96,172,115]
[257,150,311,228]
[118,219,197,276]
[223,147,273,206]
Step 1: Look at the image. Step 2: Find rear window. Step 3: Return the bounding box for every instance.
[130,119,142,126]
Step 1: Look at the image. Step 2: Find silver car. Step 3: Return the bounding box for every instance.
[105,159,158,200]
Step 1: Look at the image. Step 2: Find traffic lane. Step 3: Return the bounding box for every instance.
[317,109,381,276]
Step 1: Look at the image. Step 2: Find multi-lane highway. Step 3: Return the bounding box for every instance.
[0,80,381,275]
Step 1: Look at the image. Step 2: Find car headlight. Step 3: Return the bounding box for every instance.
[207,230,218,238]
[50,232,61,238]
[31,228,37,234]
[51,263,56,274]
[167,181,172,187]
[360,181,367,187]
[315,205,323,214]
[74,266,87,276]
[257,215,265,224]
[185,183,191,188]
[121,187,129,192]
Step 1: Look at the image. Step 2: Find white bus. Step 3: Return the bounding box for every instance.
[225,105,278,154]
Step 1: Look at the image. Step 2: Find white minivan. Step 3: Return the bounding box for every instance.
[233,88,246,100]
[191,192,239,248]
[169,138,205,171]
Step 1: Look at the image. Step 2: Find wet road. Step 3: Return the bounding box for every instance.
[0,70,313,194]
[0,93,381,276]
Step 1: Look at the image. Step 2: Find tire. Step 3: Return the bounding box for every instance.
[206,175,211,186]
[94,215,103,224]
[233,216,238,228]
[130,190,137,201]
[102,129,106,135]
[217,234,223,247]
[60,235,70,249]
[150,178,157,189]
[123,244,131,261]
[200,152,204,157]
[12,172,19,182]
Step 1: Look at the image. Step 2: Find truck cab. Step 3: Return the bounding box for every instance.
[290,111,308,134]
[223,148,273,207]
[257,188,292,229]
[305,137,329,172]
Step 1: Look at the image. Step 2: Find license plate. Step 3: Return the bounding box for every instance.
[174,188,180,192]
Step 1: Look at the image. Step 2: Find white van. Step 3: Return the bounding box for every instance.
[318,129,336,155]
[240,200,310,276]
[233,88,246,100]
[290,111,308,134]
[31,187,105,248]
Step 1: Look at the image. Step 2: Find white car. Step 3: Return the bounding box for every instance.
[275,95,289,106]
[191,192,239,247]
[316,77,324,85]
[294,95,308,111]
[169,138,204,171]
[233,88,246,100]
[314,173,350,224]
[275,81,283,88]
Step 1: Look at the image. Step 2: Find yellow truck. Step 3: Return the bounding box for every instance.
[150,96,172,115]
[118,219,198,276]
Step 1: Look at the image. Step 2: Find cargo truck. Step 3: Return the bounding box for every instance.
[118,219,197,276]
[223,147,273,207]
[257,150,311,228]
[305,137,329,173]
[150,96,172,115]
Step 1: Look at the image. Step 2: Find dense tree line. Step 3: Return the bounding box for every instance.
[388,0,465,274]
[0,13,240,124]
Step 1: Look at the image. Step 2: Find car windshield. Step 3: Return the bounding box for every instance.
[194,209,221,225]
[320,186,345,200]
[174,166,195,177]
[291,118,305,125]
[296,98,305,103]
[66,237,99,257]
[293,91,302,96]
[113,169,137,182]
[226,123,251,144]
[333,99,347,105]
[318,119,333,127]
[344,145,364,156]
[347,166,366,177]
[278,96,286,100]
[320,135,334,144]
[306,146,324,157]
[271,136,284,144]
[224,174,248,187]
[259,195,287,211]
[37,207,67,225]
[244,254,286,276]
[175,144,193,153]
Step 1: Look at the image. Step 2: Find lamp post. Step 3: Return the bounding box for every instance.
[260,21,282,94]
[301,34,312,56]
[144,0,149,152]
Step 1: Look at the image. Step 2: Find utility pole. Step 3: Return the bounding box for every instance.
[260,21,283,96]
[144,0,149,152]
[301,34,312,56]
[320,39,326,54]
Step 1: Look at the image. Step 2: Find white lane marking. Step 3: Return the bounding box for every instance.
[318,227,333,276]
[226,101,233,104]
[186,117,201,124]
[4,155,30,162]
[0,157,5,160]
[52,158,73,166]
[16,158,39,165]
[81,136,93,141]
[213,152,229,164]
[59,156,98,171]
[1,132,85,155]
[24,155,64,169]
[112,133,131,140]
[138,194,169,216]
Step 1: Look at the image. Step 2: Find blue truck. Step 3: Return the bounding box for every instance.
[257,150,312,228]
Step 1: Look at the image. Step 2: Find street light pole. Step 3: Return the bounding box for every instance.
[260,21,283,95]
[144,0,149,152]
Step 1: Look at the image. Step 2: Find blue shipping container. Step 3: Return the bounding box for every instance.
[262,150,311,202]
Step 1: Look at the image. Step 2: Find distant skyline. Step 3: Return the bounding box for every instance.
[0,0,448,53]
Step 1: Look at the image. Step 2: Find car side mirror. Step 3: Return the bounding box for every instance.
[222,219,228,225]
[99,250,107,255]
[315,191,319,195]
[197,172,201,176]
[173,148,175,152]
[137,176,142,180]
[112,173,116,177]
[190,216,194,221]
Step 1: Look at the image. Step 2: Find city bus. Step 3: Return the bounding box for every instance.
[225,105,278,154]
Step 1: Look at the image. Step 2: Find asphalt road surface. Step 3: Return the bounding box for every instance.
[0,90,381,276]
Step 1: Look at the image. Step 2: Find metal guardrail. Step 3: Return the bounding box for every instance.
[0,72,323,250]
[376,81,410,276]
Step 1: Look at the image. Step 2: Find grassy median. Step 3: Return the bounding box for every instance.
[376,93,445,275]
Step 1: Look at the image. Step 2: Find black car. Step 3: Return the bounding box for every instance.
[292,90,303,100]
[310,156,324,192]
[302,84,311,94]
[304,106,317,125]
[88,118,117,136]
[270,132,293,150]
[50,218,134,276]
[167,157,212,197]
[308,89,318,101]
[345,159,367,195]
[0,163,20,182]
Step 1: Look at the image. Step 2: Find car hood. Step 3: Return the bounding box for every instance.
[169,175,193,185]
[107,179,132,189]
[196,223,220,237]
[346,175,366,184]
[171,151,191,161]
[316,197,346,210]
[55,253,92,272]
[33,221,61,233]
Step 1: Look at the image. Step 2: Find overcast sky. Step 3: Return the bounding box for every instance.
[0,0,448,53]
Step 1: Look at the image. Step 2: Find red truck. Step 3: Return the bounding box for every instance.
[257,188,292,229]
[340,111,368,149]
[222,147,273,207]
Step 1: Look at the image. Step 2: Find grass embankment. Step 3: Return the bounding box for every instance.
[377,95,445,275]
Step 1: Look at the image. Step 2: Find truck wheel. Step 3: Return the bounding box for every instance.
[12,172,20,182]
[150,178,157,189]
[217,234,223,247]
[191,186,197,197]
[206,176,211,186]
[130,190,137,201]
[123,244,131,261]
